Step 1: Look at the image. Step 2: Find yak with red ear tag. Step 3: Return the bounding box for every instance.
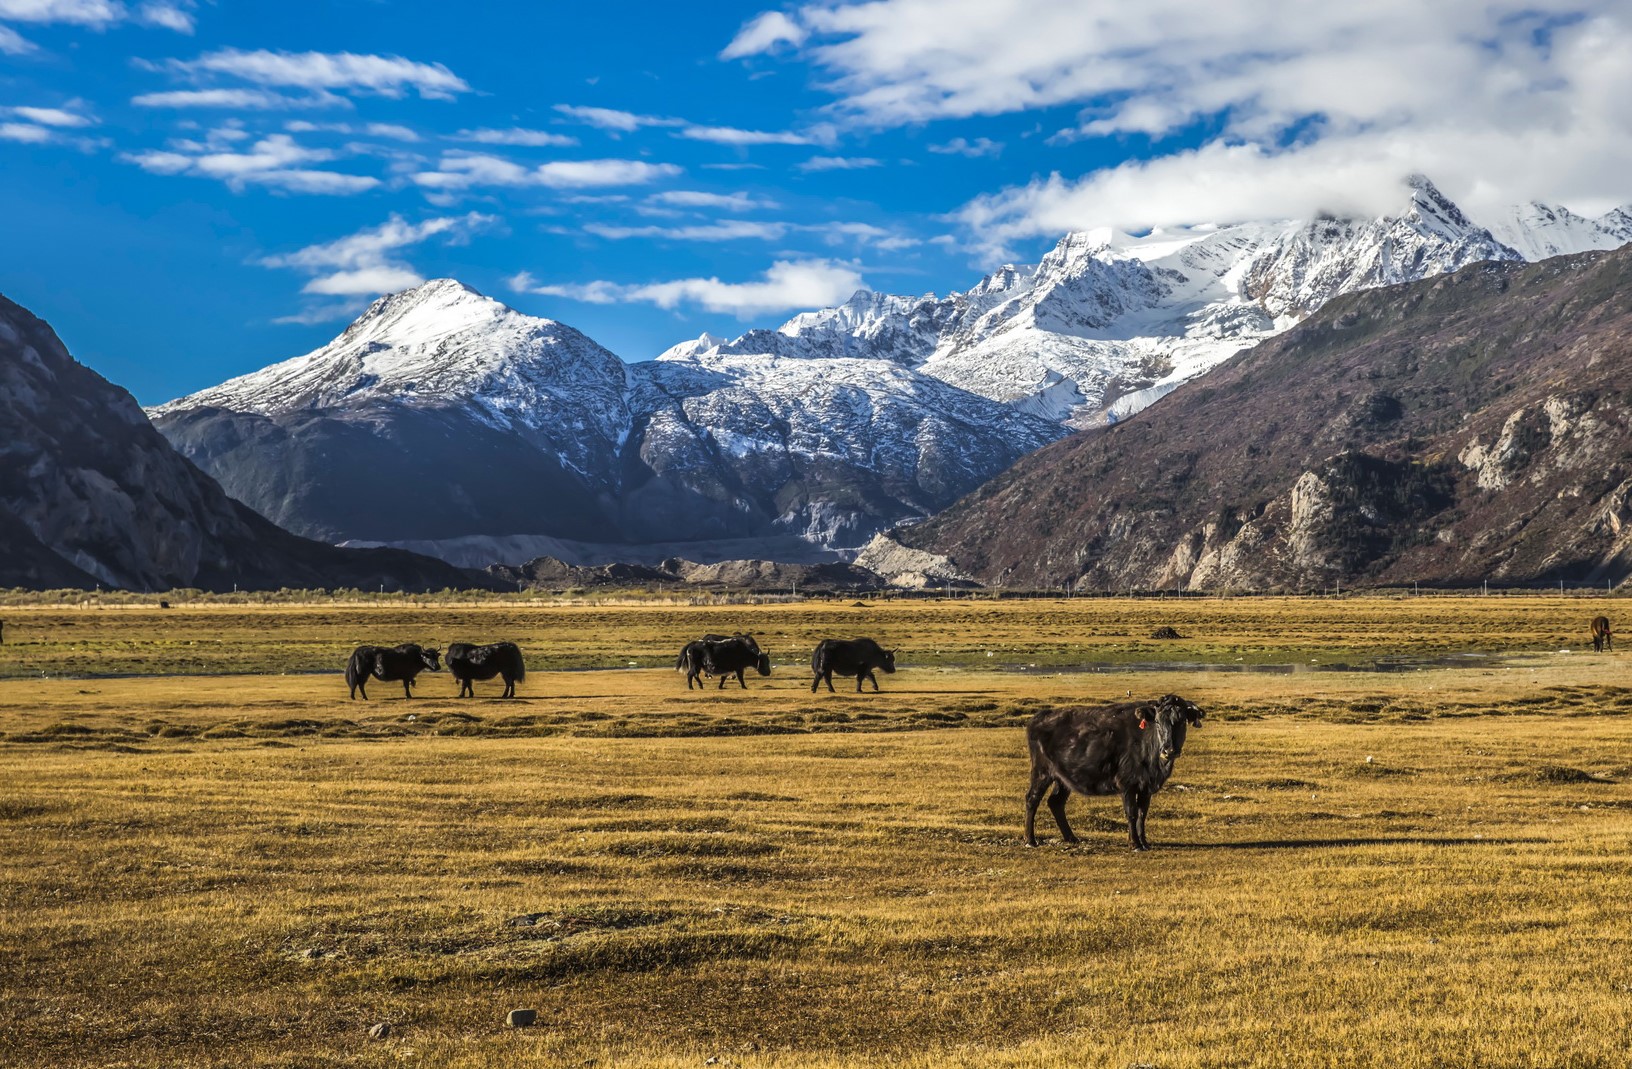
[1023,693,1204,851]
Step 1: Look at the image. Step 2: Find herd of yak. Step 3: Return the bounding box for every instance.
[342,633,897,702]
[337,616,1613,852]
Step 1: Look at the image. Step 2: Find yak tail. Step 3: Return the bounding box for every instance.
[512,648,526,682]
[345,649,368,688]
[676,648,690,673]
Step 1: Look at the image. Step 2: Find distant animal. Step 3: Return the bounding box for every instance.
[1592,616,1613,653]
[1024,693,1205,851]
[345,643,441,700]
[677,634,771,689]
[810,637,896,693]
[446,641,526,698]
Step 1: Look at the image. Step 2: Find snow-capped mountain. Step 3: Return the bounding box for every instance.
[1484,201,1632,261]
[152,176,1632,561]
[153,279,1057,551]
[682,176,1533,427]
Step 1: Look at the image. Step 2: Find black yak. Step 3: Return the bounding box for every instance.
[1024,693,1205,851]
[446,641,526,698]
[810,638,896,693]
[345,643,441,700]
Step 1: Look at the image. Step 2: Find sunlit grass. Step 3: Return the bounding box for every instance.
[1,598,1629,1067]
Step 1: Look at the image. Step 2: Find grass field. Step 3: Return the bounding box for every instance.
[2,596,1629,1067]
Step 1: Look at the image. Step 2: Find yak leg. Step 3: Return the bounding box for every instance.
[869,669,881,692]
[503,674,515,698]
[1122,791,1144,850]
[736,668,748,689]
[717,671,728,690]
[1046,782,1078,843]
[402,677,414,700]
[1024,768,1052,846]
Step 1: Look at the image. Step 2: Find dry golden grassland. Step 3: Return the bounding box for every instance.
[2,597,1630,1068]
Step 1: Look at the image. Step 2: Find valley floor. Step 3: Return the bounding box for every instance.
[1,598,1629,1067]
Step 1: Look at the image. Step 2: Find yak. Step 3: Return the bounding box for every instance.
[345,643,441,700]
[810,637,896,693]
[1024,693,1205,851]
[1593,616,1613,653]
[446,641,526,698]
[677,634,771,689]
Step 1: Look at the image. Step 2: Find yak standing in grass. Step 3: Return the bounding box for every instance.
[446,641,526,698]
[1593,616,1613,653]
[345,643,441,700]
[1024,693,1205,851]
[677,634,771,690]
[810,638,896,693]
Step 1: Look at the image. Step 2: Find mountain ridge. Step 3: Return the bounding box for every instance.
[149,177,1632,564]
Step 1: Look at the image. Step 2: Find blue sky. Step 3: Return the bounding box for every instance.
[2,0,1628,405]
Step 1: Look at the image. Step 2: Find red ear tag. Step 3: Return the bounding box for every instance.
[1140,718,1148,730]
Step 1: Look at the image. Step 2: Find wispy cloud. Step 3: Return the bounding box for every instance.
[0,25,32,53]
[133,87,348,109]
[720,11,807,60]
[928,136,1001,158]
[677,124,819,146]
[797,155,880,172]
[152,48,471,102]
[262,211,495,297]
[584,220,790,242]
[0,0,124,26]
[0,121,54,142]
[283,120,419,141]
[122,132,379,194]
[511,257,865,318]
[553,104,682,133]
[645,190,778,211]
[5,103,94,126]
[412,151,681,191]
[456,127,578,147]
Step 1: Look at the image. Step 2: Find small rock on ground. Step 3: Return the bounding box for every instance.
[507,1008,538,1027]
[367,1022,392,1040]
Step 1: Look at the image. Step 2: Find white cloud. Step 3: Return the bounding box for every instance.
[646,190,777,211]
[797,155,880,172]
[122,132,380,194]
[412,151,681,191]
[0,25,35,52]
[132,88,348,109]
[262,212,495,297]
[744,0,1632,244]
[6,104,94,126]
[677,124,816,146]
[159,48,470,100]
[0,0,121,25]
[457,127,578,147]
[137,0,191,31]
[585,220,790,242]
[0,122,53,142]
[553,104,682,133]
[512,258,866,317]
[721,11,808,60]
[928,136,1001,158]
[363,123,419,142]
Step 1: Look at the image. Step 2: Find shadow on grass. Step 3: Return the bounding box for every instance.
[1162,836,1542,851]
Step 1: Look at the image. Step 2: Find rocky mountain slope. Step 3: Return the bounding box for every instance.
[0,292,501,591]
[150,177,1631,563]
[896,247,1632,591]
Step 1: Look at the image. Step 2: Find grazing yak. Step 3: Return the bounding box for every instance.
[1024,693,1205,851]
[677,634,771,689]
[1593,616,1613,653]
[446,641,526,698]
[810,637,896,693]
[345,643,441,700]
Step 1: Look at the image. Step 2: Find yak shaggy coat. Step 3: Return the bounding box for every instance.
[1024,693,1205,851]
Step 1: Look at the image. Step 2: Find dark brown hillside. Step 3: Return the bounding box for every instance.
[900,247,1632,591]
[0,293,505,592]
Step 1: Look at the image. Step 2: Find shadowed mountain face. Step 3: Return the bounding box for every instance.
[898,248,1632,591]
[0,293,503,592]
